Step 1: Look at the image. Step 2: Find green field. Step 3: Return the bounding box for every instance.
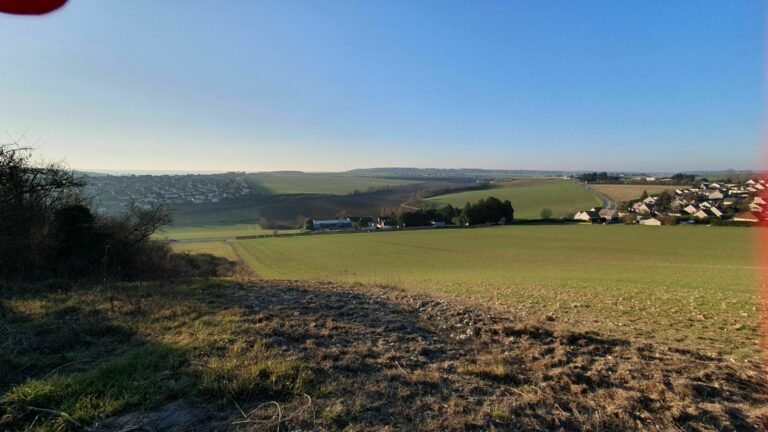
[245,173,417,195]
[426,179,601,219]
[186,225,760,357]
[157,223,300,240]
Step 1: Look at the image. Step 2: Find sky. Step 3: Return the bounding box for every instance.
[0,1,765,173]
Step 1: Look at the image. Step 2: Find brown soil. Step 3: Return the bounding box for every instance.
[210,280,767,431]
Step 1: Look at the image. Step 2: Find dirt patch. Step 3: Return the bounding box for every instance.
[213,280,768,431]
[93,401,218,431]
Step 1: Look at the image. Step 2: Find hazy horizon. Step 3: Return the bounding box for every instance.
[76,166,758,177]
[1,1,764,172]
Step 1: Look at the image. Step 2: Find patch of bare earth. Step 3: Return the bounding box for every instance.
[209,280,766,431]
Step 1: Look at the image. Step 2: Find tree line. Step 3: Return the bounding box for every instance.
[399,197,514,227]
[0,144,230,282]
[576,172,622,183]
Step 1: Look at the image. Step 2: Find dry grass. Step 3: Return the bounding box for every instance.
[225,280,768,431]
[2,278,766,431]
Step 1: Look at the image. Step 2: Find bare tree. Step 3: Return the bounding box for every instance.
[0,142,85,277]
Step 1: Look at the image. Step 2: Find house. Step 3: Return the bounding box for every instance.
[753,196,767,205]
[312,218,353,230]
[709,207,723,218]
[620,213,639,223]
[633,202,653,214]
[639,217,662,226]
[756,184,765,191]
[598,208,618,222]
[708,191,724,200]
[709,183,721,189]
[683,205,698,215]
[746,179,757,185]
[352,216,376,230]
[573,210,599,223]
[749,203,763,213]
[693,210,710,220]
[643,196,656,205]
[733,212,760,223]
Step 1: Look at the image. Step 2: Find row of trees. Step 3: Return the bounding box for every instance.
[670,173,696,184]
[399,197,514,227]
[577,172,622,183]
[1,144,224,282]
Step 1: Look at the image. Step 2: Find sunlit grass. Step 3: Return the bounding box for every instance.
[0,282,312,431]
[225,225,760,357]
[426,178,601,219]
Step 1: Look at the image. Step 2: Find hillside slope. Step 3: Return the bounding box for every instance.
[2,279,764,431]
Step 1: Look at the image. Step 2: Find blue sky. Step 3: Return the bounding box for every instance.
[0,1,764,172]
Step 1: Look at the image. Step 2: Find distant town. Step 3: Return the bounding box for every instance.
[575,178,766,225]
[83,173,251,215]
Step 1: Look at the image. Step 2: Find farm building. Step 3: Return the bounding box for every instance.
[312,218,353,230]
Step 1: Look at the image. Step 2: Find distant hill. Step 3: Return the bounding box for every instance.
[346,167,571,179]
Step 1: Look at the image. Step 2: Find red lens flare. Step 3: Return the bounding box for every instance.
[0,0,67,15]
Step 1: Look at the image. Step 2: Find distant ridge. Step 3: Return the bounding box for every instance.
[345,167,572,178]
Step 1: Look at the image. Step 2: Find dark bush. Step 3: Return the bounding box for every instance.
[0,143,203,283]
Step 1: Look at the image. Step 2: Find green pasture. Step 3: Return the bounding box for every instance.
[193,225,761,357]
[245,173,417,195]
[426,179,601,219]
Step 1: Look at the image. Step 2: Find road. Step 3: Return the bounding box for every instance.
[581,184,615,210]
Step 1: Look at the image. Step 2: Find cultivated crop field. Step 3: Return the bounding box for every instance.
[426,179,601,219]
[194,225,762,358]
[589,184,686,202]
